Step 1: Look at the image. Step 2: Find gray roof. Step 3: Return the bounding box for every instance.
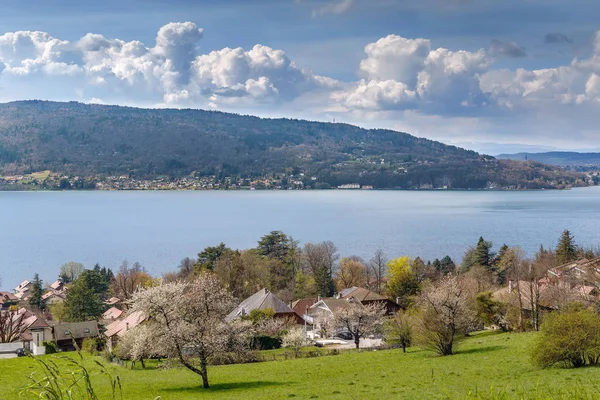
[53,321,99,341]
[226,288,295,322]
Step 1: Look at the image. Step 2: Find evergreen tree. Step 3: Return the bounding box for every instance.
[28,273,45,310]
[64,269,109,321]
[195,243,231,271]
[439,256,456,275]
[556,229,578,265]
[474,237,494,270]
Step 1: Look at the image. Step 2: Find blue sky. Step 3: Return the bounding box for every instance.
[1,0,600,153]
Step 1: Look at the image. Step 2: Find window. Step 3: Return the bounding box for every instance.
[64,330,70,335]
[84,328,90,334]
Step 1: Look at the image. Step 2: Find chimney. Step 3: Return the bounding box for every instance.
[125,322,129,331]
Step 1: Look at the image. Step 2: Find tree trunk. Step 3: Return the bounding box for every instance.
[402,342,406,353]
[354,336,360,349]
[200,356,210,389]
[140,358,145,369]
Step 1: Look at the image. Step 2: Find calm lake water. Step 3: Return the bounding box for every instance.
[1,188,600,290]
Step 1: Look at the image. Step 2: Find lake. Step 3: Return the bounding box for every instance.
[1,188,600,291]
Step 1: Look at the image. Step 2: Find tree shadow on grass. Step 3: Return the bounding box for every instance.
[162,380,283,393]
[457,345,507,355]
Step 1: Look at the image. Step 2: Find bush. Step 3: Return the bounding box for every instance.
[81,337,103,355]
[251,334,282,350]
[531,306,600,368]
[384,311,413,353]
[42,341,59,354]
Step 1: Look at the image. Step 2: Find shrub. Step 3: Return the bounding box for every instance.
[531,306,600,368]
[81,337,102,355]
[251,334,282,350]
[384,311,413,353]
[42,341,59,354]
[282,328,307,358]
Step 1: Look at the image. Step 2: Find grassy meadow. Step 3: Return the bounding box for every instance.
[3,331,600,400]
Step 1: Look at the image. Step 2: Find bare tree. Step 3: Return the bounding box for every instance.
[302,242,337,297]
[333,300,386,349]
[498,246,528,331]
[384,310,412,353]
[0,308,26,343]
[369,250,388,294]
[112,261,152,305]
[59,261,84,283]
[415,275,476,356]
[129,274,251,389]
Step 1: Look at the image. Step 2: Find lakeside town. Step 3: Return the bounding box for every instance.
[1,170,598,191]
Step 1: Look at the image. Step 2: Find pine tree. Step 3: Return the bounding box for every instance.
[556,229,577,265]
[474,237,494,270]
[28,273,45,310]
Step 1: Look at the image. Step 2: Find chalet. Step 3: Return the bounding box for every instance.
[226,288,303,324]
[42,291,66,305]
[53,321,100,352]
[291,298,318,320]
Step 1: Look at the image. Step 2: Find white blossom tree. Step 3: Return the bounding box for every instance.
[282,327,307,358]
[116,324,158,369]
[128,274,251,388]
[415,274,477,356]
[333,300,386,349]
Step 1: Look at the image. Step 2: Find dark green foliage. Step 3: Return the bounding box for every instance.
[0,101,587,190]
[251,335,282,350]
[28,273,45,310]
[42,341,59,354]
[437,256,456,275]
[474,237,495,270]
[475,291,509,331]
[531,306,600,368]
[556,229,578,265]
[196,243,231,271]
[64,269,110,322]
[257,231,292,261]
[257,231,298,292]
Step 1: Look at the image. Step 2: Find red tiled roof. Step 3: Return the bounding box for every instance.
[104,311,144,338]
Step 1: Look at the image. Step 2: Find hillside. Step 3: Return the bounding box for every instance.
[498,152,600,171]
[0,101,589,190]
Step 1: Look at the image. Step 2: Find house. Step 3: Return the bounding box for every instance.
[41,291,66,305]
[102,307,123,321]
[14,308,52,354]
[291,298,318,320]
[52,321,100,352]
[226,288,303,324]
[105,297,121,306]
[305,297,360,337]
[338,287,400,315]
[14,280,31,299]
[104,311,145,351]
[49,280,65,291]
[0,292,18,309]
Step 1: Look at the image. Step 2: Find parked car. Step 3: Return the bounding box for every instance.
[334,330,353,340]
[16,348,25,357]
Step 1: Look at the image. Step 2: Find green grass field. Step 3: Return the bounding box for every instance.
[3,331,600,400]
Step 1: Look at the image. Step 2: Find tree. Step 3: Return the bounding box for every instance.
[475,291,509,331]
[294,271,317,299]
[195,243,232,271]
[497,246,528,331]
[257,231,293,261]
[415,275,477,356]
[335,257,367,290]
[28,273,45,310]
[282,327,307,358]
[257,231,299,293]
[369,249,388,294]
[532,306,600,368]
[301,242,337,297]
[129,275,252,389]
[556,229,578,265]
[177,257,196,280]
[116,324,158,369]
[474,237,494,270]
[111,261,153,304]
[64,269,109,321]
[213,250,271,300]
[333,300,386,349]
[58,262,84,283]
[384,311,413,353]
[0,307,25,343]
[386,256,420,309]
[439,256,456,275]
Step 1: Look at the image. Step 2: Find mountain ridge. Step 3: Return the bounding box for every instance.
[0,100,591,190]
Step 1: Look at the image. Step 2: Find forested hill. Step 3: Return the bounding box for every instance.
[0,101,590,190]
[498,152,600,171]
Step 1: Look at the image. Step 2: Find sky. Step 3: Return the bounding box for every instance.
[1,0,600,154]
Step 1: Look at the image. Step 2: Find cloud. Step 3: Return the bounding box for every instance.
[312,0,354,17]
[488,39,527,58]
[544,32,573,44]
[334,34,489,113]
[0,22,334,107]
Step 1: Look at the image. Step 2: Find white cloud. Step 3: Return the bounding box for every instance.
[336,34,489,112]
